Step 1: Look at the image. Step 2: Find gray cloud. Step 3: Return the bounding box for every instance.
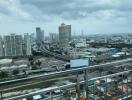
[0,6,9,15]
[17,0,132,21]
[0,0,131,21]
[0,0,132,34]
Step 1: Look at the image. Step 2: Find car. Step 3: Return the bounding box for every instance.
[33,95,42,100]
[18,98,27,100]
[88,94,100,100]
[70,96,76,100]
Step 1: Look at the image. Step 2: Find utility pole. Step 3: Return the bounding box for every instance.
[0,91,3,100]
[84,70,89,100]
[76,74,80,100]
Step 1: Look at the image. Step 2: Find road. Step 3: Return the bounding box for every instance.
[39,45,70,61]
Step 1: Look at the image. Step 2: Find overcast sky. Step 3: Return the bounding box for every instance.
[0,0,132,35]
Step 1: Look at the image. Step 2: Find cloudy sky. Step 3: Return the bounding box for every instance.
[0,0,132,35]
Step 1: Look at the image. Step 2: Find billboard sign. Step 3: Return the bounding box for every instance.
[70,59,89,68]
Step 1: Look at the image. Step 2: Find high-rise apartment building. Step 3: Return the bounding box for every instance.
[30,33,35,44]
[59,23,71,50]
[49,33,59,43]
[4,35,12,56]
[10,34,16,56]
[24,33,32,56]
[36,27,44,45]
[0,36,4,57]
[4,34,23,56]
[15,35,23,56]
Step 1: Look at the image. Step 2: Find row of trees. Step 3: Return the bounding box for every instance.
[0,69,19,79]
[0,71,8,79]
[90,42,132,49]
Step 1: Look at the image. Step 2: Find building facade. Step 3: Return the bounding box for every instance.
[49,33,59,43]
[36,27,44,45]
[0,36,4,57]
[4,34,23,57]
[59,23,71,51]
[24,33,32,56]
[4,35,12,56]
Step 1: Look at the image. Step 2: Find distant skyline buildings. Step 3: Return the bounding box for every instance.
[24,33,32,56]
[0,36,3,57]
[49,33,59,43]
[0,33,32,57]
[0,21,132,37]
[36,27,44,45]
[4,34,23,56]
[59,23,71,51]
[1,24,132,36]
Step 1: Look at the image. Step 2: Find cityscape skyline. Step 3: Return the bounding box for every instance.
[0,0,132,35]
[0,1,132,100]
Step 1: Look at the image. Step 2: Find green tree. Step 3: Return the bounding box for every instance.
[12,69,19,75]
[0,71,8,78]
[30,60,34,66]
[35,60,42,68]
[32,65,38,70]
[28,56,34,61]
